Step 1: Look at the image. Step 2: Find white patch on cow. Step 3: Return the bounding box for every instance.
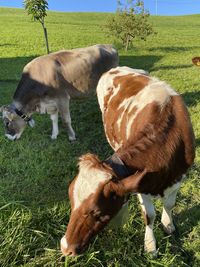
[116,111,125,136]
[116,95,136,142]
[60,235,68,255]
[97,67,150,151]
[112,141,122,151]
[161,181,181,234]
[126,79,178,139]
[103,127,122,151]
[61,235,68,249]
[106,84,121,107]
[73,161,112,210]
[96,73,115,113]
[117,95,135,111]
[97,66,148,114]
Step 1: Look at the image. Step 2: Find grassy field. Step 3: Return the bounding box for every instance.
[0,7,200,267]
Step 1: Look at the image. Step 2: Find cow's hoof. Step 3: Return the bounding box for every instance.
[145,247,158,258]
[162,223,175,235]
[51,135,58,140]
[144,240,157,258]
[148,250,158,259]
[69,136,76,142]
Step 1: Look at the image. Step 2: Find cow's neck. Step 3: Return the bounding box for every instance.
[12,99,35,115]
[104,153,133,179]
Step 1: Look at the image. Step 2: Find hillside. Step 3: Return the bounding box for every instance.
[0,8,199,267]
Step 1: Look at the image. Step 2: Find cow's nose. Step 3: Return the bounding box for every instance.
[61,245,79,257]
[64,247,78,257]
[60,236,79,257]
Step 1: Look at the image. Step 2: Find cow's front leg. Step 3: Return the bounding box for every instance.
[50,112,59,139]
[161,182,181,234]
[138,193,157,257]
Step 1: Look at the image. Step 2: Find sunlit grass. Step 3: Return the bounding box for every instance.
[0,8,200,267]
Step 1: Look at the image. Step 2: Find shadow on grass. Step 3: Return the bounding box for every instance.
[1,54,162,81]
[0,43,16,47]
[182,91,200,107]
[120,54,193,75]
[170,204,200,265]
[176,204,200,234]
[120,55,162,71]
[0,56,38,83]
[152,64,193,71]
[149,46,200,53]
[1,54,162,84]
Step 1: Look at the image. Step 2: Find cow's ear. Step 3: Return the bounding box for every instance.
[4,110,16,121]
[105,169,147,197]
[120,169,147,194]
[103,179,124,198]
[0,105,6,113]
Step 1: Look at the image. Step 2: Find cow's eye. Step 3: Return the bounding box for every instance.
[4,120,10,126]
[110,192,117,200]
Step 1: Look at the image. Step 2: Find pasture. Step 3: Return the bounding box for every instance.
[0,7,200,267]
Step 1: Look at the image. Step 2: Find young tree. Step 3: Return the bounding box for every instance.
[105,0,154,51]
[24,0,50,54]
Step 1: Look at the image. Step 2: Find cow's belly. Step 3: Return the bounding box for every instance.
[36,100,57,114]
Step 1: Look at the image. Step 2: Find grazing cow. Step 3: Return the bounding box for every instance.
[192,57,200,66]
[1,44,118,141]
[61,66,195,257]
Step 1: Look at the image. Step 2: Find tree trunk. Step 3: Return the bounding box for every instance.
[125,35,130,51]
[41,22,50,54]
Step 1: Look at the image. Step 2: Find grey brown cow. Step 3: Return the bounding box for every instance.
[1,44,118,140]
[61,66,195,257]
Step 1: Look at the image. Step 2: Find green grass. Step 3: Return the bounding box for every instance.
[0,7,200,267]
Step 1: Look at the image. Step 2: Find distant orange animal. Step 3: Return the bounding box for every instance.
[192,57,200,66]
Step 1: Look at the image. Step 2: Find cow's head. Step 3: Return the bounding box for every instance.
[0,105,35,140]
[61,153,146,256]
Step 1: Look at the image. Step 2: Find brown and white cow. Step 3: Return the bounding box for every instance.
[61,66,195,257]
[1,44,118,140]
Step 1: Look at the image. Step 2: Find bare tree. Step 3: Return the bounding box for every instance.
[24,0,50,54]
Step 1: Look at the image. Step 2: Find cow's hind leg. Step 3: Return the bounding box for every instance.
[138,193,157,257]
[161,182,181,234]
[58,96,76,141]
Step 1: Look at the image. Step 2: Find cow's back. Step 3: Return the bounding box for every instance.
[97,67,195,192]
[21,44,118,99]
[57,44,118,96]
